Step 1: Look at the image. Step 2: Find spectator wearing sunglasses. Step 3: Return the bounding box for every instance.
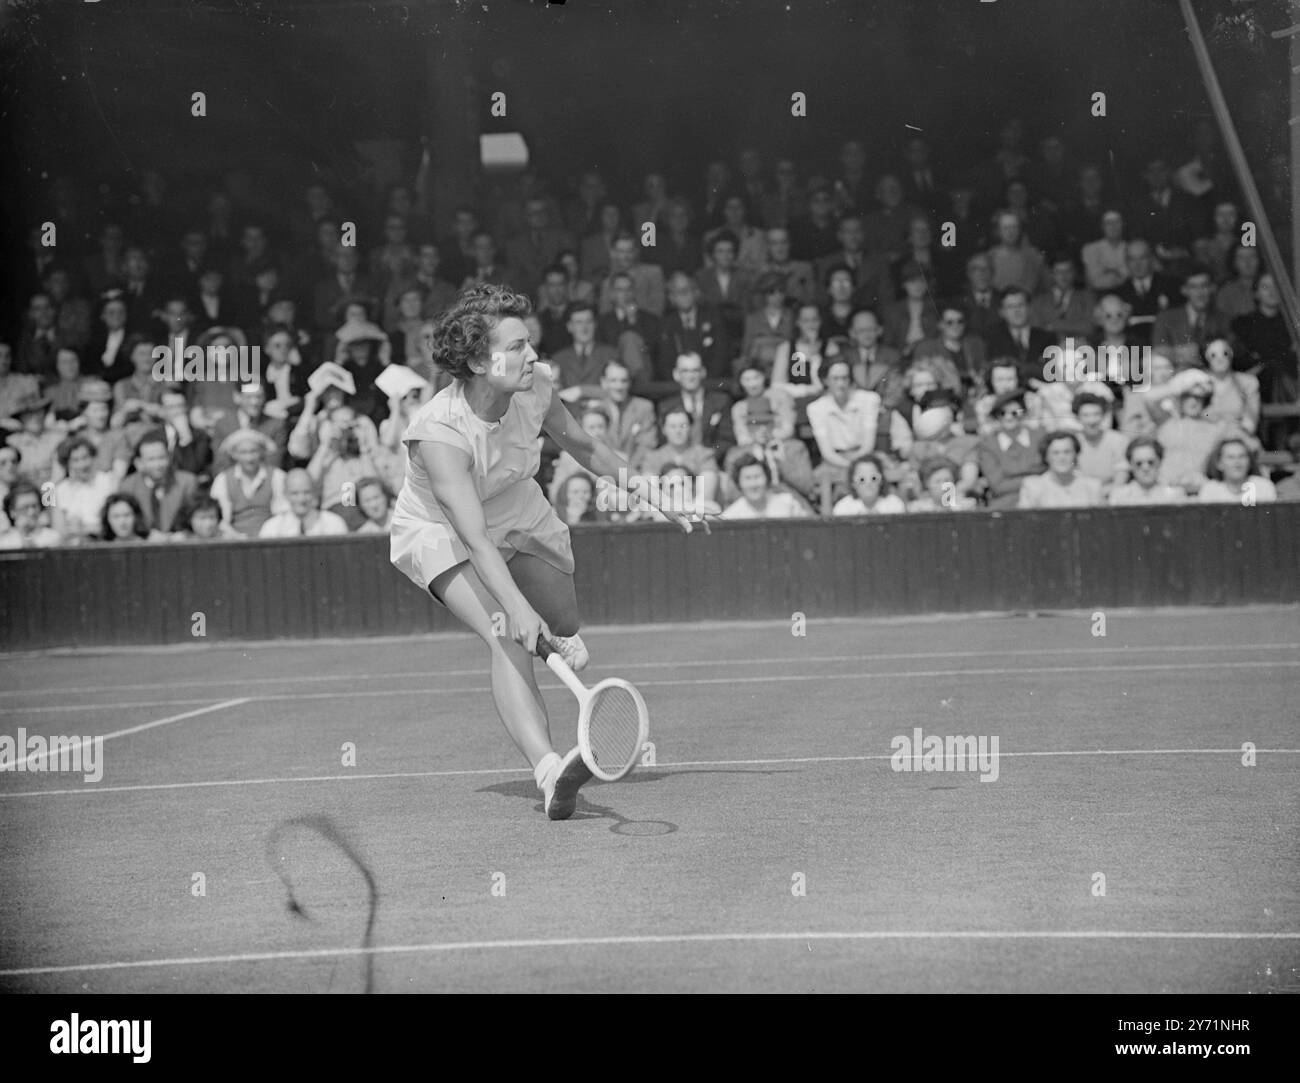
[1108,436,1186,505]
[975,388,1045,508]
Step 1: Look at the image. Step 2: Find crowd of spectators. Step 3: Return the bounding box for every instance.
[3,118,1298,547]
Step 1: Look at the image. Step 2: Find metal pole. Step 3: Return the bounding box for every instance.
[1178,0,1300,363]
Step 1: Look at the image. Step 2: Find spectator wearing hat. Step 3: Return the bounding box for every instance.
[752,227,815,310]
[597,360,658,471]
[1155,378,1241,494]
[901,387,981,502]
[259,468,348,538]
[1018,430,1103,508]
[332,319,392,427]
[976,388,1045,508]
[210,382,289,473]
[741,272,795,369]
[1030,253,1096,341]
[0,340,41,434]
[86,291,132,383]
[1072,390,1128,494]
[305,399,383,529]
[120,429,199,535]
[984,287,1056,387]
[6,391,61,485]
[1108,436,1187,506]
[0,481,62,549]
[881,261,941,355]
[833,453,907,516]
[51,435,115,543]
[722,453,813,520]
[1197,437,1277,505]
[67,378,130,481]
[808,358,884,498]
[210,428,289,537]
[725,366,812,501]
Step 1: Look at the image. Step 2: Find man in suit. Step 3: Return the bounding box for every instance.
[1029,254,1096,341]
[655,351,735,463]
[983,287,1056,386]
[597,271,660,375]
[900,135,946,218]
[842,308,906,409]
[158,388,213,478]
[16,293,67,381]
[656,273,732,395]
[121,428,200,534]
[1152,268,1230,368]
[788,186,841,262]
[504,199,575,298]
[814,213,893,312]
[975,388,1045,508]
[752,227,815,308]
[880,262,941,356]
[1128,158,1203,270]
[695,230,754,348]
[597,235,665,317]
[534,265,575,357]
[1115,239,1180,347]
[118,246,164,334]
[597,359,658,471]
[459,231,511,292]
[550,302,619,406]
[955,252,1002,344]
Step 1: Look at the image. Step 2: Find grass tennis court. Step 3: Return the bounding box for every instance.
[1,605,1297,994]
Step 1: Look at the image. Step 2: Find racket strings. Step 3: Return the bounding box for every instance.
[587,686,644,773]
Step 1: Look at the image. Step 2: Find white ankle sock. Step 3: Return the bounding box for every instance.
[533,751,562,790]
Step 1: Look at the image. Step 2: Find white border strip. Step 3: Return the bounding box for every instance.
[3,929,1298,978]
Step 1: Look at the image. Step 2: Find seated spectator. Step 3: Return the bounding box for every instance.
[974,359,1026,435]
[723,383,814,501]
[819,265,858,341]
[6,392,61,485]
[1194,200,1240,282]
[696,229,755,346]
[548,406,607,503]
[976,388,1045,508]
[597,234,666,317]
[881,262,940,355]
[48,347,90,421]
[597,270,661,382]
[957,252,1001,343]
[210,429,289,537]
[554,473,605,526]
[354,476,395,534]
[753,227,815,309]
[302,401,383,528]
[1115,239,1181,347]
[99,492,150,543]
[1197,437,1277,505]
[643,199,701,279]
[900,388,981,501]
[1156,377,1241,494]
[1214,245,1261,322]
[158,387,213,478]
[833,453,907,516]
[639,408,720,509]
[808,357,884,489]
[1152,268,1230,369]
[741,273,795,369]
[772,303,837,401]
[0,481,61,549]
[984,287,1055,387]
[731,363,797,445]
[65,379,130,481]
[211,382,289,473]
[110,336,167,431]
[578,201,624,283]
[1072,390,1129,493]
[1108,436,1186,505]
[913,304,988,404]
[332,319,392,427]
[51,435,115,543]
[985,211,1047,295]
[1119,352,1178,437]
[180,495,242,541]
[861,174,917,261]
[595,360,658,470]
[387,285,436,369]
[0,444,19,527]
[892,214,956,298]
[908,457,978,512]
[1232,273,1295,409]
[656,352,735,463]
[1018,430,1104,508]
[552,302,619,405]
[0,339,41,434]
[259,468,349,537]
[705,193,767,274]
[1081,209,1129,292]
[260,326,310,421]
[120,429,200,535]
[1202,338,1260,438]
[656,273,731,392]
[722,453,812,519]
[1029,254,1095,340]
[814,212,893,311]
[1274,436,1300,501]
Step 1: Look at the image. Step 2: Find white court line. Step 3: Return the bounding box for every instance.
[3,642,1295,699]
[4,658,1299,716]
[3,748,1298,799]
[3,928,1298,978]
[6,699,250,770]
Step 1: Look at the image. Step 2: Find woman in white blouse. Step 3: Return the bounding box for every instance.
[833,454,907,516]
[1018,431,1104,508]
[1197,437,1277,505]
[51,436,116,543]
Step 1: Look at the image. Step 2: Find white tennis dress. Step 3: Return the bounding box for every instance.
[390,361,574,591]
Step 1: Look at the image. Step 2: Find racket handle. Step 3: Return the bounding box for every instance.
[535,637,553,661]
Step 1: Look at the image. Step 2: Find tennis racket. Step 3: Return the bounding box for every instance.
[537,638,650,782]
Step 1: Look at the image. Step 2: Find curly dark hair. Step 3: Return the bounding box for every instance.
[428,283,533,381]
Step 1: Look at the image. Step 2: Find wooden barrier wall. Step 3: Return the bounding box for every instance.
[1,504,1297,651]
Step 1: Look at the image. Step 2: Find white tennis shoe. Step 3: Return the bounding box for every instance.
[543,746,593,821]
[550,633,589,672]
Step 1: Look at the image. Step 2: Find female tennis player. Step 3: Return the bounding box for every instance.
[391,283,703,820]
